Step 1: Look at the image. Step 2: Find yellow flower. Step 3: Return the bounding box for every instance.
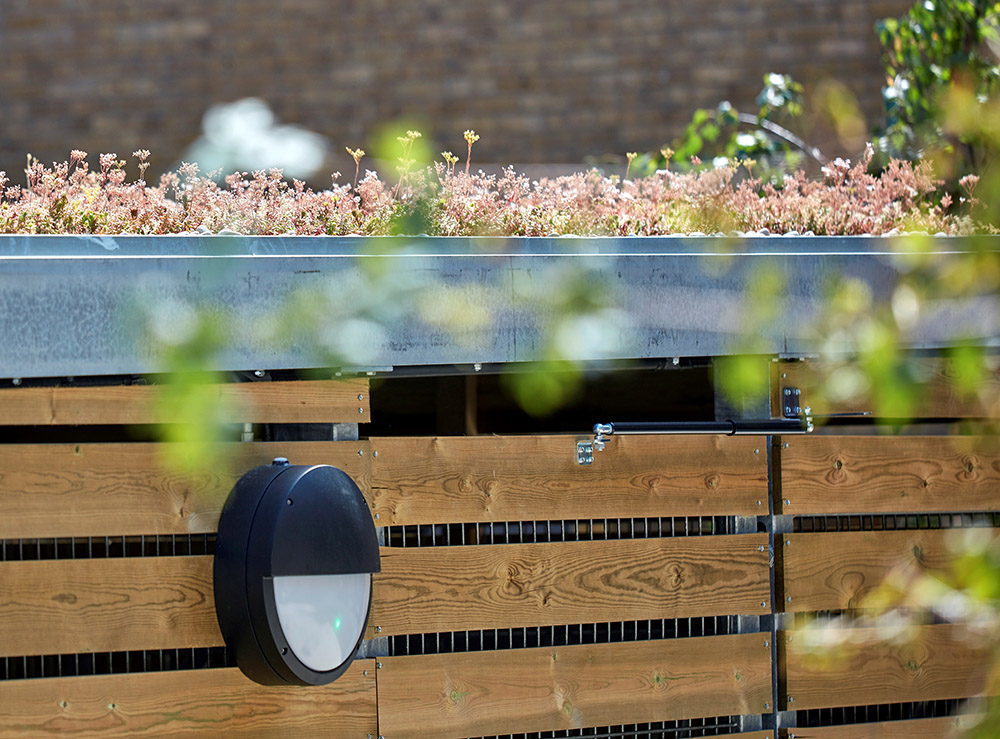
[463,129,480,145]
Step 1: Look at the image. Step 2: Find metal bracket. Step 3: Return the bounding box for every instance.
[781,387,802,418]
[576,441,594,466]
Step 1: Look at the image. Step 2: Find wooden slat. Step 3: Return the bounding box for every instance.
[377,634,772,739]
[372,534,771,636]
[0,557,220,657]
[0,378,369,425]
[780,435,1000,514]
[0,440,370,538]
[369,434,768,525]
[785,715,982,738]
[0,662,375,738]
[773,358,1000,419]
[781,530,991,613]
[781,623,994,711]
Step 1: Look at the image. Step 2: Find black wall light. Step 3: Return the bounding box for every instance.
[213,458,380,686]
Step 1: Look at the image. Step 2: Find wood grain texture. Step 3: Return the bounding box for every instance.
[785,715,982,738]
[0,441,370,538]
[0,557,221,657]
[372,534,771,636]
[377,634,772,739]
[781,623,994,711]
[781,530,989,613]
[780,435,1000,514]
[0,662,375,738]
[773,358,1000,419]
[0,378,369,425]
[368,434,768,526]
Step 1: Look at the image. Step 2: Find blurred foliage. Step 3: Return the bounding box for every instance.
[876,0,1000,178]
[668,73,816,181]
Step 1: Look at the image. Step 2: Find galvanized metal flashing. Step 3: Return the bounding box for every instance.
[1,235,997,379]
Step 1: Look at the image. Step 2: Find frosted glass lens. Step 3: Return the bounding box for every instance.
[273,573,371,672]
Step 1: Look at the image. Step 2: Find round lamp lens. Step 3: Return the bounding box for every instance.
[273,573,372,672]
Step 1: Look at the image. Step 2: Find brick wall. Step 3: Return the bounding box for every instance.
[0,0,914,184]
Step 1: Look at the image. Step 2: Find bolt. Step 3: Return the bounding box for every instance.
[754,448,760,455]
[358,449,365,456]
[374,513,380,520]
[359,407,364,414]
[758,545,765,552]
[784,499,790,506]
[784,388,791,396]
[804,406,811,415]
[473,363,482,372]
[286,498,293,506]
[377,662,382,669]
[12,378,21,386]
[254,370,265,377]
[272,457,289,466]
[782,442,789,449]
[781,372,787,379]
[756,500,762,507]
[358,394,364,400]
[764,702,770,710]
[785,539,791,546]
[373,450,378,457]
[763,640,769,647]
[794,405,801,414]
[761,602,767,608]
[786,596,792,603]
[789,696,795,703]
[672,357,680,366]
[375,626,382,633]
[364,671,369,677]
[784,406,792,414]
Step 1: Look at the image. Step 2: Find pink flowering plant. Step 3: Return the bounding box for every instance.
[0,138,982,237]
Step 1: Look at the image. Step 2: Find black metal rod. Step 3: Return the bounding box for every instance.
[605,418,809,435]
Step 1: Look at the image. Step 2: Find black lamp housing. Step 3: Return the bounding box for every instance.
[213,459,380,686]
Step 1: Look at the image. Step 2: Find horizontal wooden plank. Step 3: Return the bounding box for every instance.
[779,435,1000,514]
[785,715,983,738]
[781,623,994,711]
[369,434,768,525]
[0,441,370,538]
[1,534,770,656]
[0,557,221,657]
[0,662,375,738]
[773,358,1000,419]
[0,378,369,425]
[781,530,992,613]
[372,534,771,636]
[377,634,772,739]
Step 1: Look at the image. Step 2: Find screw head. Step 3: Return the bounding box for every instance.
[358,394,364,400]
[373,450,378,457]
[761,602,767,608]
[364,670,369,677]
[12,378,21,386]
[784,388,791,395]
[756,500,762,507]
[758,545,765,552]
[781,372,787,379]
[784,499,791,506]
[377,662,382,669]
[254,369,265,377]
[764,702,770,709]
[358,449,365,456]
[789,696,795,703]
[786,596,792,602]
[374,513,380,520]
[359,407,364,414]
[782,442,789,449]
[754,448,760,454]
[375,626,382,633]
